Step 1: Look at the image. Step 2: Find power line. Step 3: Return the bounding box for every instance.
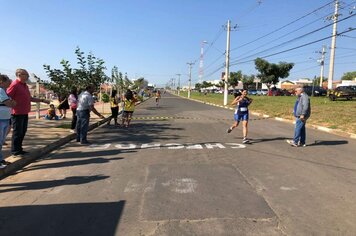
[231,13,356,65]
[230,27,356,67]
[230,0,334,52]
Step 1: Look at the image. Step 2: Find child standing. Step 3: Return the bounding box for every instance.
[227,89,253,144]
[0,74,16,168]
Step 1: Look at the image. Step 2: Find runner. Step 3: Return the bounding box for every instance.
[121,89,138,128]
[155,90,161,107]
[227,89,253,144]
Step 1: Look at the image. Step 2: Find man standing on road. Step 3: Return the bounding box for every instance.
[287,87,311,147]
[7,69,50,156]
[76,84,105,145]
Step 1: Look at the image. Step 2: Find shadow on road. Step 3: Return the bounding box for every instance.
[307,140,349,146]
[0,175,109,193]
[0,200,125,236]
[247,137,289,144]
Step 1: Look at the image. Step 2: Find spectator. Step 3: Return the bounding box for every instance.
[68,87,78,133]
[76,84,105,145]
[45,104,59,120]
[107,90,120,126]
[7,69,50,156]
[57,94,69,119]
[0,74,16,168]
[287,87,311,147]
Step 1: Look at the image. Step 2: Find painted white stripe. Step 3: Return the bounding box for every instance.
[205,143,226,149]
[141,143,161,149]
[115,143,137,149]
[186,144,204,149]
[165,143,185,149]
[225,143,246,149]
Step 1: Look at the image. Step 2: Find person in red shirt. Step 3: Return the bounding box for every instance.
[7,69,50,156]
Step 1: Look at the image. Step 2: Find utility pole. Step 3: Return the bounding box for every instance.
[327,0,339,89]
[319,45,326,87]
[32,73,41,119]
[187,62,195,98]
[224,20,231,106]
[176,73,181,95]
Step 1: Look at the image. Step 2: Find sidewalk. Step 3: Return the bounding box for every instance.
[0,102,113,179]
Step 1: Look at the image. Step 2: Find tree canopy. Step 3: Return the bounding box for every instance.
[341,71,356,81]
[43,47,109,96]
[254,58,294,88]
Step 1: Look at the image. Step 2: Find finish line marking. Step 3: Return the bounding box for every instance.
[132,116,270,121]
[88,142,246,150]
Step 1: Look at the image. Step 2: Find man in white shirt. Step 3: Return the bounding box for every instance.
[76,85,105,145]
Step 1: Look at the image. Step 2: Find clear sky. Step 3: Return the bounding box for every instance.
[0,0,355,87]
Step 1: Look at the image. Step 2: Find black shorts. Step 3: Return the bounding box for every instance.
[111,107,119,118]
[57,98,69,110]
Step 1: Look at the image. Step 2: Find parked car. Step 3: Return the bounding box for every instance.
[257,89,268,96]
[328,86,356,101]
[248,89,257,95]
[303,86,327,96]
[268,88,282,96]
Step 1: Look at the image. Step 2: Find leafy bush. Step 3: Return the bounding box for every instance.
[101,93,110,103]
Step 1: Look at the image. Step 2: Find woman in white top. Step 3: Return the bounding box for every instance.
[68,87,78,133]
[0,74,16,168]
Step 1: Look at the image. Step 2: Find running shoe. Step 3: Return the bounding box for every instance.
[242,138,250,144]
[286,140,298,147]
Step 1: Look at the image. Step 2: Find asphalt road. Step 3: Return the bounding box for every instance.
[1,92,355,236]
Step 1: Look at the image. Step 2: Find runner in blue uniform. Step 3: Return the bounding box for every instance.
[227,89,253,144]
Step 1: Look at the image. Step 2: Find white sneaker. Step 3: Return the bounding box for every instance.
[69,129,75,133]
[242,138,250,144]
[286,140,298,147]
[0,163,7,169]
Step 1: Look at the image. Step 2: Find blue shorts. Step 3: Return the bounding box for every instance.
[234,113,249,121]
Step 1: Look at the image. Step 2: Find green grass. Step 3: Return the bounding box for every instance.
[179,91,356,134]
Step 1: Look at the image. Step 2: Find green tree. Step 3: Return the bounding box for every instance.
[201,81,213,89]
[254,58,294,89]
[241,75,255,90]
[228,71,242,88]
[43,47,109,96]
[341,71,356,81]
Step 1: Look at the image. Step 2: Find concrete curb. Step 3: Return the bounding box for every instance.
[175,93,356,140]
[0,98,149,179]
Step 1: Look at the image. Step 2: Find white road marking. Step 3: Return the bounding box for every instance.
[115,143,137,149]
[205,143,226,149]
[162,178,198,193]
[280,186,298,191]
[88,143,246,150]
[124,179,157,193]
[88,143,111,149]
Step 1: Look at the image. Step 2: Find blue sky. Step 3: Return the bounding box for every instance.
[0,0,355,87]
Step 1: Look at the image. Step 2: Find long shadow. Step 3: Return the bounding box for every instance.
[0,175,109,193]
[0,200,125,236]
[247,137,290,144]
[23,157,123,172]
[307,140,349,146]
